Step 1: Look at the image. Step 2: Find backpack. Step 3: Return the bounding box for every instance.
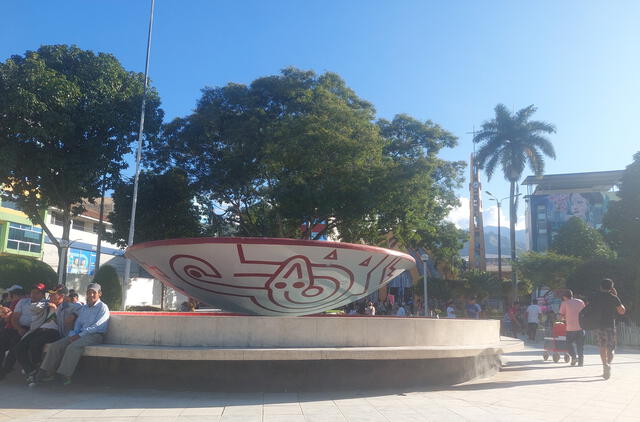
[579,303,598,330]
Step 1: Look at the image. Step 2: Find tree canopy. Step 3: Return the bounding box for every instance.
[473,104,556,183]
[0,44,163,279]
[551,216,614,260]
[603,151,640,263]
[147,68,464,245]
[107,169,202,248]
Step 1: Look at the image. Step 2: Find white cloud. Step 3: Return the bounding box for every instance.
[445,197,470,228]
[447,196,526,231]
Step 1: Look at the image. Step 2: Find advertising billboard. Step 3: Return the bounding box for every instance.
[67,248,97,275]
[530,191,616,251]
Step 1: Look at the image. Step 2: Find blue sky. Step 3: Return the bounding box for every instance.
[3,1,639,228]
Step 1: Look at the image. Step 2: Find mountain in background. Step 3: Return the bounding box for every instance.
[459,226,527,256]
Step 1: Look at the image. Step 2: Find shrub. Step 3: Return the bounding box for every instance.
[0,255,57,290]
[93,264,122,310]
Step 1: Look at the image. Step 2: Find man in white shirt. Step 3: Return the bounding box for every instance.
[526,299,542,341]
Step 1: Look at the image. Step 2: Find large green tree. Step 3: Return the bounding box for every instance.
[0,45,163,282]
[551,216,614,260]
[147,68,464,244]
[107,169,202,247]
[473,104,556,299]
[603,152,640,262]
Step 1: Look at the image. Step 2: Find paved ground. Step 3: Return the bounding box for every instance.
[1,345,639,422]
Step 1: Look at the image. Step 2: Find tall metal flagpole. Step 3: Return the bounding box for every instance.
[121,0,155,310]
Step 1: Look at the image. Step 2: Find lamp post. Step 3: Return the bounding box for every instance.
[421,253,428,317]
[121,0,155,310]
[486,191,521,303]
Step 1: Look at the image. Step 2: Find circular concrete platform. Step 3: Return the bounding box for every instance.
[79,313,522,391]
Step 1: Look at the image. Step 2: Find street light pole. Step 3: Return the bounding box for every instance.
[496,202,502,282]
[121,0,155,310]
[486,191,521,304]
[421,253,428,317]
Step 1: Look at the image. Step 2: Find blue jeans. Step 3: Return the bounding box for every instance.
[566,330,585,359]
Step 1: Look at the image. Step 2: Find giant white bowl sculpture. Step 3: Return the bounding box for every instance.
[125,237,415,316]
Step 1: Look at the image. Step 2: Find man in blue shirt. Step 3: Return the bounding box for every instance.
[465,297,481,319]
[32,283,109,386]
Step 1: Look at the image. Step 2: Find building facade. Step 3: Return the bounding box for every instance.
[0,198,185,309]
[0,198,46,259]
[523,170,623,252]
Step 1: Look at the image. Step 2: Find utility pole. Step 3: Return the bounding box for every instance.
[486,191,521,303]
[121,0,155,310]
[421,253,429,317]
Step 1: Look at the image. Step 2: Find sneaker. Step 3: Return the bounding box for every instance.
[578,357,584,367]
[25,369,37,382]
[35,372,56,384]
[62,376,72,386]
[570,357,577,366]
[603,365,611,380]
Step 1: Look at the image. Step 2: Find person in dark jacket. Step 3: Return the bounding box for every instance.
[588,278,626,379]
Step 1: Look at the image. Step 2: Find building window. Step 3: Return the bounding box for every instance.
[72,220,85,231]
[51,213,64,226]
[6,223,42,253]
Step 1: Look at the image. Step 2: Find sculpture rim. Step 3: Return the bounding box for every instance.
[126,236,416,263]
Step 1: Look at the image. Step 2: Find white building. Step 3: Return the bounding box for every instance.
[43,199,187,309]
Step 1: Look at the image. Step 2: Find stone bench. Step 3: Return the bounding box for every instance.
[67,312,522,391]
[82,338,522,361]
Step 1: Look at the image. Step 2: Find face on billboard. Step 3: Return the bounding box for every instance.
[532,191,611,251]
[67,248,97,275]
[569,193,589,220]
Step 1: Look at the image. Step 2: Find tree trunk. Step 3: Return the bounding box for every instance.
[61,205,72,285]
[509,181,518,303]
[95,176,107,271]
[27,207,63,284]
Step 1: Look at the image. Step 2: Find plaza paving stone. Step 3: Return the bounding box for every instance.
[0,345,639,421]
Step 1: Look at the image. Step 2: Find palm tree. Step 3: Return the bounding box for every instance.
[473,104,556,301]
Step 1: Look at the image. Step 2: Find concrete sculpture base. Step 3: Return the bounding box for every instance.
[76,313,522,391]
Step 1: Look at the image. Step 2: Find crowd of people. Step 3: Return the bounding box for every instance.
[0,282,110,386]
[343,296,486,319]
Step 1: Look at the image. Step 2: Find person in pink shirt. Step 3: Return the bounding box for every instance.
[559,290,586,366]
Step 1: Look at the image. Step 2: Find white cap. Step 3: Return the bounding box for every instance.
[6,284,23,292]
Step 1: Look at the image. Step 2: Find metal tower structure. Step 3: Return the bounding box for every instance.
[468,154,486,270]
